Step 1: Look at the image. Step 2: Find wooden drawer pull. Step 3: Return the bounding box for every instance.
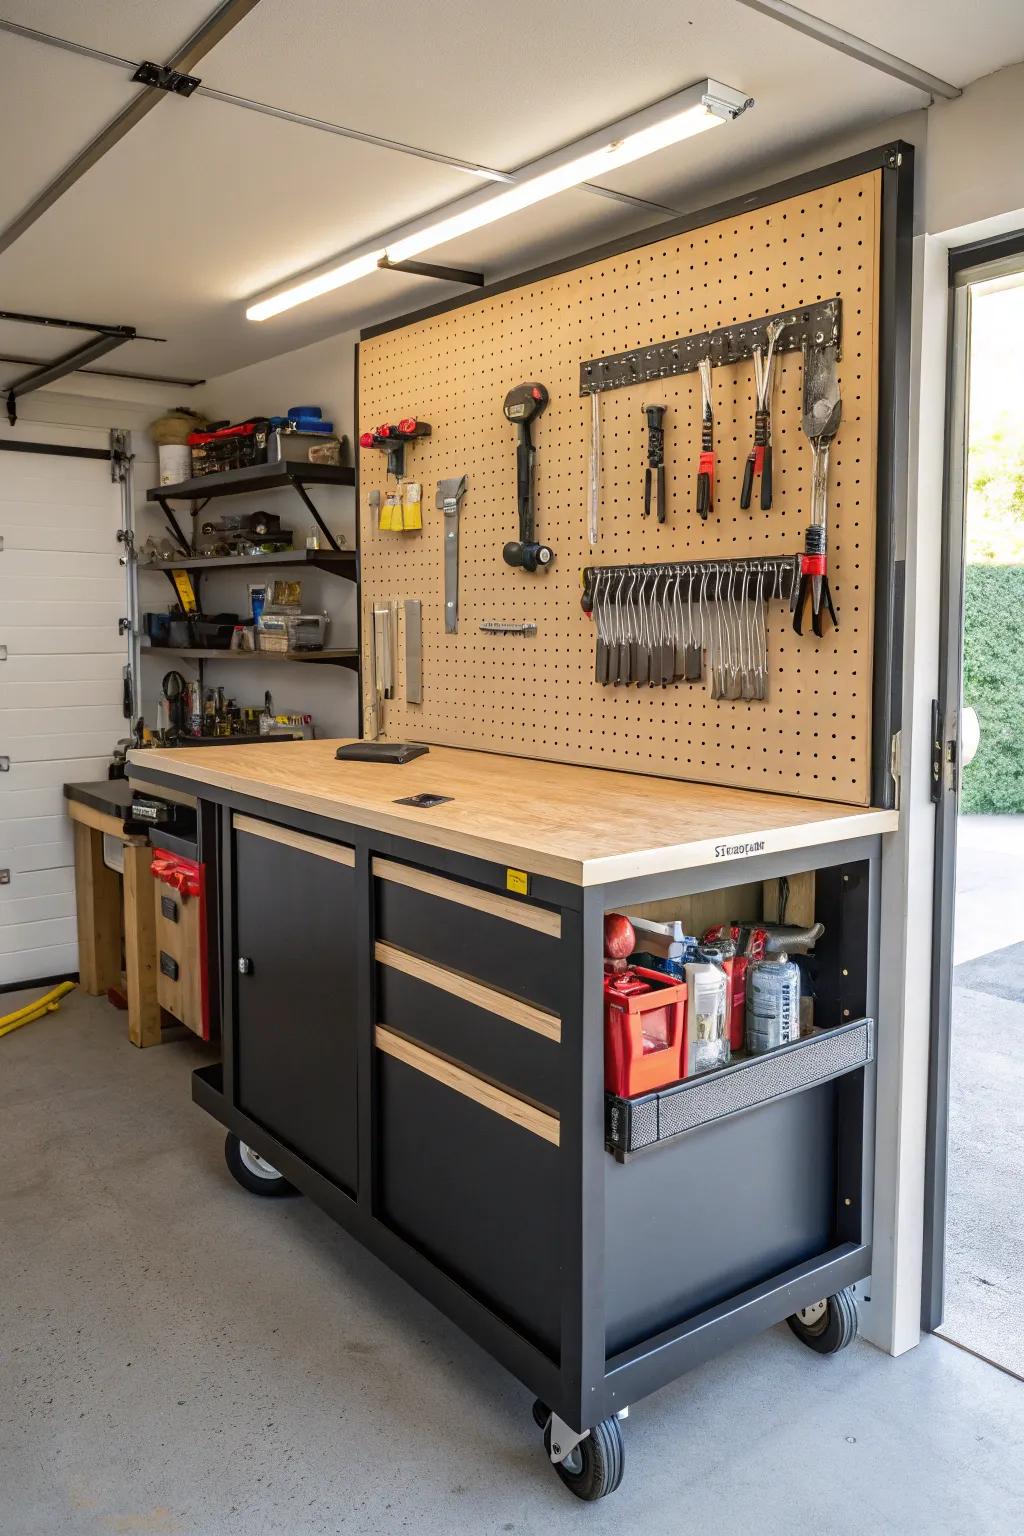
[234,814,354,867]
[375,1026,559,1147]
[376,941,560,1043]
[372,857,560,938]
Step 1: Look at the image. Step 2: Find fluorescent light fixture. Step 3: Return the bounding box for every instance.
[246,250,386,322]
[246,80,752,321]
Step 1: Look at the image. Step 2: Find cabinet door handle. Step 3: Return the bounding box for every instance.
[237,957,253,976]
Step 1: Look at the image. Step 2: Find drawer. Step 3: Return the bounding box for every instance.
[376,1027,561,1357]
[373,858,564,1013]
[376,942,560,1112]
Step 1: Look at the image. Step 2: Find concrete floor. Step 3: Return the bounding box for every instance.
[3,992,1024,1536]
[947,815,1024,1375]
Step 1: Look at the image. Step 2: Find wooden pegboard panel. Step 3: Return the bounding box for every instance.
[358,170,881,805]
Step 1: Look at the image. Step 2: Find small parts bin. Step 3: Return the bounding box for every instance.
[604,967,687,1097]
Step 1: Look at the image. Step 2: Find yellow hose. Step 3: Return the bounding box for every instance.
[0,980,75,1039]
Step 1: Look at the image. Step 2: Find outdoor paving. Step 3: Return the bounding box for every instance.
[947,816,1024,1377]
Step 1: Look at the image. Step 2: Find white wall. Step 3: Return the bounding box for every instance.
[137,331,360,741]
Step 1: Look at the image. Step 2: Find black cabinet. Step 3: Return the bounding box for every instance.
[233,819,358,1194]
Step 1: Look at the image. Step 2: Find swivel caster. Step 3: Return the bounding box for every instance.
[224,1132,298,1198]
[787,1285,858,1354]
[532,1400,625,1501]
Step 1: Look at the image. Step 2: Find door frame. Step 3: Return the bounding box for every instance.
[921,229,1024,1331]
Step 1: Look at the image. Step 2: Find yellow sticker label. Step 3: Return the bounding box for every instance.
[505,867,530,895]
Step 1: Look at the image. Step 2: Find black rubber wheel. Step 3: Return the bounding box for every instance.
[787,1286,858,1353]
[224,1132,298,1198]
[531,1399,550,1430]
[545,1415,625,1501]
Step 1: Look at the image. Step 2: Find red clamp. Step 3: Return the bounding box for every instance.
[151,851,201,899]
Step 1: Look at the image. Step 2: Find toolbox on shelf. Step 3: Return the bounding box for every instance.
[604,967,687,1097]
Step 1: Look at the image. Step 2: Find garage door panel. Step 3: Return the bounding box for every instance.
[3,627,125,657]
[1,435,126,982]
[0,866,73,902]
[1,679,123,708]
[1,549,124,580]
[0,754,113,802]
[1,654,126,685]
[1,522,119,553]
[0,580,126,608]
[1,705,128,739]
[0,814,70,851]
[0,890,75,927]
[3,839,73,874]
[0,915,76,955]
[9,731,123,763]
[0,940,77,987]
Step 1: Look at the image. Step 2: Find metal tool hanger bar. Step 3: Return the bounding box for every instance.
[579,298,841,396]
[581,555,798,609]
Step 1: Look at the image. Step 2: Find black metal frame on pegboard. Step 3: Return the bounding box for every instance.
[578,298,841,397]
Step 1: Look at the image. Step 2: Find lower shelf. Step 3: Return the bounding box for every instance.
[605,1017,874,1158]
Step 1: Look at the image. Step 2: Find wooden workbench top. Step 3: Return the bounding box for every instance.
[127,740,898,886]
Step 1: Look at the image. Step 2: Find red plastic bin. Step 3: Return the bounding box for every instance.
[604,966,688,1098]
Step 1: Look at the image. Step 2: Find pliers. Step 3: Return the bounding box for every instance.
[741,318,786,511]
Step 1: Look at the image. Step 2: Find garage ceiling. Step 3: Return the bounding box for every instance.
[0,0,1022,385]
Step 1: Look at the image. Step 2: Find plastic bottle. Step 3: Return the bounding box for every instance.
[745,953,801,1055]
[684,961,730,1075]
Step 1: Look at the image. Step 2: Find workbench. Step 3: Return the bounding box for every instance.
[127,738,897,1498]
[64,780,160,1048]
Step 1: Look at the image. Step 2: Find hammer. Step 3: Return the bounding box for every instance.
[502,382,553,572]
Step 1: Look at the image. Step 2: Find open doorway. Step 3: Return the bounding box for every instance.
[928,253,1024,1378]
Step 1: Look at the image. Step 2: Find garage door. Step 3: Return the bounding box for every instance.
[0,429,129,986]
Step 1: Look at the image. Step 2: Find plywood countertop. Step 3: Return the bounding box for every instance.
[127,740,898,887]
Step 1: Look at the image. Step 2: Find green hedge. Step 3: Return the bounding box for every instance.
[962,563,1024,812]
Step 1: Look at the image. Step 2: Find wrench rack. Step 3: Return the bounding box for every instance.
[580,555,797,610]
[578,299,842,397]
[582,556,797,697]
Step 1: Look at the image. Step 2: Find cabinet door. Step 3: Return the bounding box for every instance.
[233,817,358,1194]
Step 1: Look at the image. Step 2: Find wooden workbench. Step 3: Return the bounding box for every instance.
[127,739,896,885]
[63,780,160,1048]
[126,738,894,1488]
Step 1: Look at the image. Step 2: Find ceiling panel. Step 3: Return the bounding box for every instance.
[800,1,1024,88]
[0,0,1021,382]
[0,0,217,62]
[0,30,138,227]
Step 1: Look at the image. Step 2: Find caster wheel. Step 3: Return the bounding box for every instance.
[224,1132,298,1198]
[544,1415,625,1502]
[787,1286,858,1354]
[531,1399,550,1430]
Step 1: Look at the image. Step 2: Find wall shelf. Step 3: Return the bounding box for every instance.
[139,548,356,577]
[146,461,354,503]
[146,646,359,669]
[146,460,355,558]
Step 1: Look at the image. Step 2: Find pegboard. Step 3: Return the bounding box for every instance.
[358,170,881,806]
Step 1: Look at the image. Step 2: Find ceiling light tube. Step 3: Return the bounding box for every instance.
[246,80,752,321]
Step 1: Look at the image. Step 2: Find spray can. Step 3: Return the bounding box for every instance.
[745,953,801,1055]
